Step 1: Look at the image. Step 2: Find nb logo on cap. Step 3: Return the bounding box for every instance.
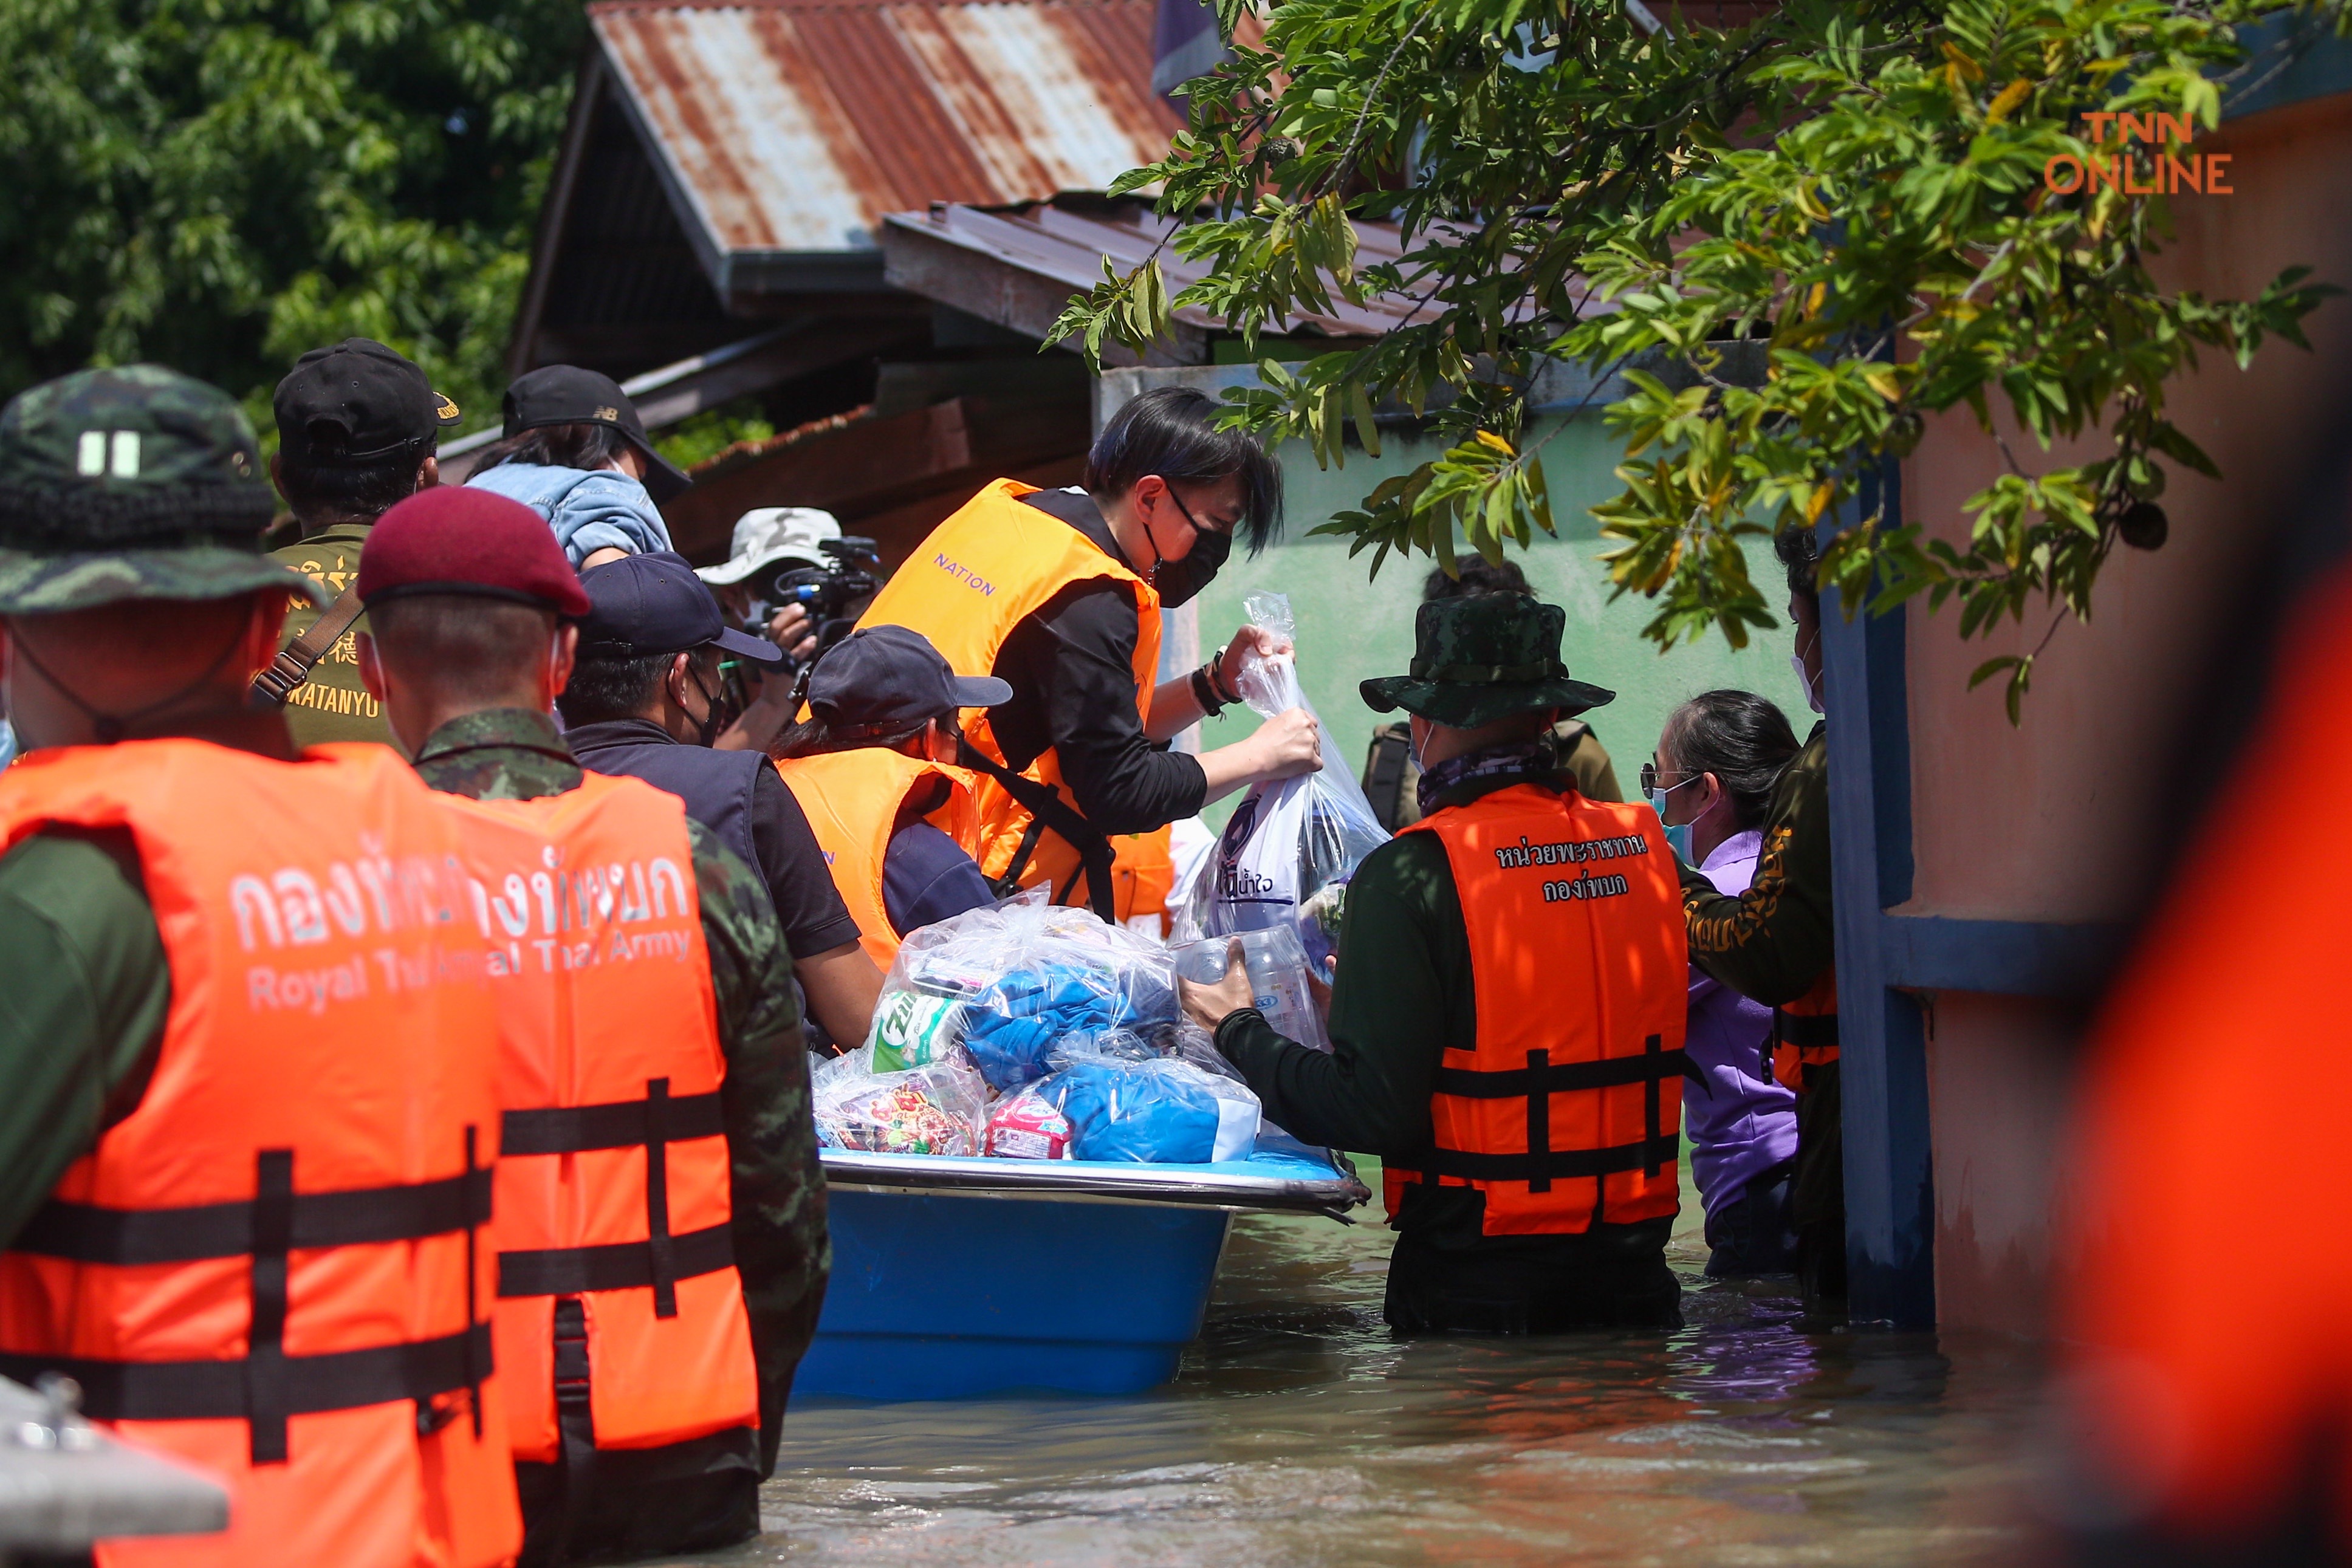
[75,431,141,479]
[594,406,620,422]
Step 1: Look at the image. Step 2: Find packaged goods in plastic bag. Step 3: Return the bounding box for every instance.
[1177,592,1388,968]
[866,989,964,1072]
[982,1083,1074,1160]
[812,1046,989,1155]
[1172,924,1329,1052]
[879,900,1178,1092]
[1038,1044,1262,1163]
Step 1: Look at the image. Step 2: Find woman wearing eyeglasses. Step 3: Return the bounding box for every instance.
[1648,690,1804,1278]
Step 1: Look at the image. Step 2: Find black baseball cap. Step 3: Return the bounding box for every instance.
[273,339,461,467]
[806,625,1012,739]
[577,551,784,667]
[502,365,691,502]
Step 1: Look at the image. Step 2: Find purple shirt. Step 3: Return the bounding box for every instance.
[1682,829,1799,1217]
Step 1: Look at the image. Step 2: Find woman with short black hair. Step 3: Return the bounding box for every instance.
[1651,688,1805,1278]
[852,387,1324,920]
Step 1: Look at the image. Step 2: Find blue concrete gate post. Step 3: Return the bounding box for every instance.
[1819,464,1936,1329]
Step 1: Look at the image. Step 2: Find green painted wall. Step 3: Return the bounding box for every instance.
[1182,416,1815,825]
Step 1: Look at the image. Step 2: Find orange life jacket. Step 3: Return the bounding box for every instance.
[855,479,1161,917]
[0,741,519,1568]
[1108,825,1176,937]
[1384,784,1690,1236]
[1771,967,1839,1091]
[774,748,982,969]
[2059,564,2352,1549]
[436,774,759,1475]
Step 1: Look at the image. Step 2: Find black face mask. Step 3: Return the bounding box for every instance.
[1147,490,1233,608]
[683,662,739,747]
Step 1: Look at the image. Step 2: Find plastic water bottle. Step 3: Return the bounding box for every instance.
[1174,925,1329,1052]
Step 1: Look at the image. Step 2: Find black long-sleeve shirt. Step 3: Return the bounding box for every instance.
[1216,765,1585,1252]
[989,489,1207,834]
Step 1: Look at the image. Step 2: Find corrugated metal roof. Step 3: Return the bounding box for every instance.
[590,0,1182,262]
[883,197,1596,349]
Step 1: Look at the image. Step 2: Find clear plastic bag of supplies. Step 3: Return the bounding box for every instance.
[1176,592,1389,969]
[981,1081,1075,1160]
[1032,1039,1262,1164]
[812,1046,989,1155]
[1171,925,1330,1052]
[872,899,1178,1093]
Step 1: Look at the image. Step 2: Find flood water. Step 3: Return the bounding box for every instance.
[705,1196,2047,1566]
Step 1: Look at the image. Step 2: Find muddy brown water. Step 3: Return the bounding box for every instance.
[694,1198,2045,1566]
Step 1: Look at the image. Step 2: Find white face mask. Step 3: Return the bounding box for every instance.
[1790,631,1825,715]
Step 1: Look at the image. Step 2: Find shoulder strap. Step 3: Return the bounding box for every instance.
[953,735,1117,923]
[250,586,366,708]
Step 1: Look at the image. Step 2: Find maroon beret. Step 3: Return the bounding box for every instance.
[357,485,591,618]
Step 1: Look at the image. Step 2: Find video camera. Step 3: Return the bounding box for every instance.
[770,536,881,630]
[735,535,882,674]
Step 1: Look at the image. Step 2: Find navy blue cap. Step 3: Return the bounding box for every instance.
[577,551,783,667]
[807,625,1012,738]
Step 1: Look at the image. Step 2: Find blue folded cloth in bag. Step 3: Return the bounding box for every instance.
[962,967,1145,1090]
[1040,1061,1219,1164]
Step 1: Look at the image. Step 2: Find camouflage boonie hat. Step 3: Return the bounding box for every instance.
[1362,594,1616,728]
[0,365,324,614]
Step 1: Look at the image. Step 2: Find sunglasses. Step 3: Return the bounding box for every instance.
[1637,762,1703,795]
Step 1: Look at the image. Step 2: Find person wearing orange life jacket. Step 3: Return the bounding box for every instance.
[0,368,520,1568]
[349,488,826,1568]
[854,387,1323,921]
[1181,595,1692,1333]
[1677,526,1842,1316]
[1106,823,1178,936]
[2053,562,2352,1564]
[770,625,1004,972]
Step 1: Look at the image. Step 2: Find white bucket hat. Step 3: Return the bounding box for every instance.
[695,507,842,586]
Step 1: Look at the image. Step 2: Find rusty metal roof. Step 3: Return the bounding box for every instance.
[880,197,1600,363]
[590,0,1182,272]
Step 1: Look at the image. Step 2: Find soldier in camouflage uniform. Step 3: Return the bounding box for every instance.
[349,485,828,1565]
[1184,594,1684,1335]
[0,366,334,1251]
[263,338,460,747]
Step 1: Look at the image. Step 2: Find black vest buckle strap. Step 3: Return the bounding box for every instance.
[495,1221,735,1299]
[1430,1035,1687,1197]
[16,1166,497,1265]
[500,1089,725,1156]
[12,1134,493,1464]
[1773,1010,1841,1049]
[1430,1045,1695,1098]
[0,1321,496,1428]
[1417,1133,1684,1185]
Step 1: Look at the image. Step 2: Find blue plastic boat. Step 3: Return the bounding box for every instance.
[795,1146,1370,1400]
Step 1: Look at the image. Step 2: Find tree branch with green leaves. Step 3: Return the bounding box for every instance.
[1049,0,2340,720]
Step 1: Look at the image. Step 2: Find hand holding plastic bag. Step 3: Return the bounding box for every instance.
[1179,592,1390,968]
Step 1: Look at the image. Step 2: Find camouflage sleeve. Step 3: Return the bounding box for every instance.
[1562,726,1623,803]
[1680,725,1836,1005]
[688,820,828,1471]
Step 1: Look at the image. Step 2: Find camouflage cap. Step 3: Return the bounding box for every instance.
[1361,593,1616,728]
[0,365,323,614]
